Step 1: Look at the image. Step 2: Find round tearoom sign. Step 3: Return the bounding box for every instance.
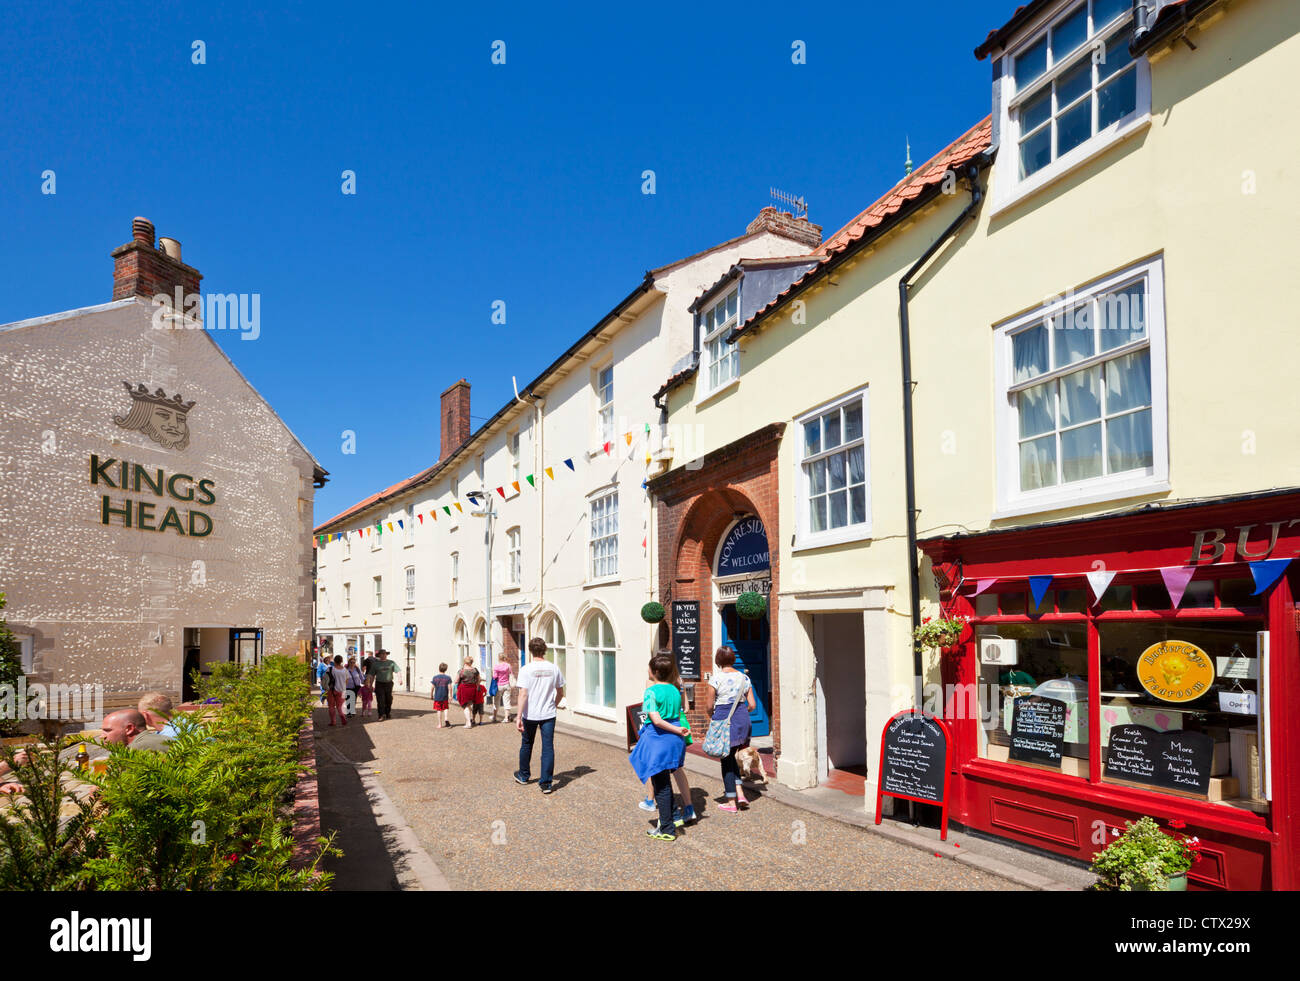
[1137,640,1215,703]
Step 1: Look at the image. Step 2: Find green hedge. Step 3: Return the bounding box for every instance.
[0,654,337,891]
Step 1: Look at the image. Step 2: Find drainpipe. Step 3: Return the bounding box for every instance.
[898,160,984,709]
[513,377,545,648]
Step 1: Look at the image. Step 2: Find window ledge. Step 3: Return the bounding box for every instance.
[989,113,1151,220]
[503,585,521,594]
[994,478,1170,521]
[792,524,873,553]
[696,376,739,408]
[403,542,414,549]
[574,705,618,723]
[584,577,621,589]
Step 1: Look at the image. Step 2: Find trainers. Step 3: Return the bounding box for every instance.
[674,806,697,827]
[514,773,528,785]
[638,798,657,812]
[540,784,555,794]
[646,827,677,841]
[718,801,738,813]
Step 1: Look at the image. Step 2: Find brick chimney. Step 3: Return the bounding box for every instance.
[439,379,472,462]
[111,217,203,312]
[747,207,822,250]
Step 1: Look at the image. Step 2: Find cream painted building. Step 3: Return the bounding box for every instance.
[313,209,822,738]
[654,0,1300,838]
[0,218,324,713]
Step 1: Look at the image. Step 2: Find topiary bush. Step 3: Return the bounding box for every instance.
[640,602,666,624]
[735,591,767,620]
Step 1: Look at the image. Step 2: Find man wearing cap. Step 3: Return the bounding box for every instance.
[371,649,400,721]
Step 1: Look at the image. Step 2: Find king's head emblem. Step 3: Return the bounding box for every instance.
[114,382,196,450]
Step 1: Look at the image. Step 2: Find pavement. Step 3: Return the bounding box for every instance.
[313,692,1056,891]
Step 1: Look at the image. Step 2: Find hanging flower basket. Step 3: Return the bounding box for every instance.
[735,591,767,620]
[640,602,666,624]
[913,615,970,651]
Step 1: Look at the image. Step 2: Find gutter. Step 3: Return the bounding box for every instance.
[1130,0,1219,56]
[898,157,987,705]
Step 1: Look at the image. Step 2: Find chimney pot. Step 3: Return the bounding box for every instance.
[158,237,182,261]
[132,217,155,245]
[112,218,202,307]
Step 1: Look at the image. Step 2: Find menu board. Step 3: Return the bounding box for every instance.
[880,714,947,804]
[1104,724,1214,796]
[1009,695,1066,768]
[671,601,700,681]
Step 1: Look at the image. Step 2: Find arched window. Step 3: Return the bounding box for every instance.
[582,611,616,711]
[540,613,566,680]
[455,620,469,669]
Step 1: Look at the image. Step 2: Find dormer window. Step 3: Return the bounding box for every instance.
[701,287,740,393]
[995,0,1148,209]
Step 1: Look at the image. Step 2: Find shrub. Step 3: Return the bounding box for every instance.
[0,593,26,737]
[735,591,766,620]
[1090,816,1202,891]
[640,602,666,624]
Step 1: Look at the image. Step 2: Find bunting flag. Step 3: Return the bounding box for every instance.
[1085,569,1116,603]
[512,481,520,493]
[397,520,404,529]
[1028,575,1054,609]
[496,487,506,498]
[443,506,451,516]
[418,514,423,524]
[625,432,633,446]
[641,536,647,548]
[387,522,394,532]
[603,442,611,455]
[645,423,651,434]
[430,510,437,521]
[972,579,997,596]
[454,503,462,513]
[467,492,479,505]
[1249,558,1291,595]
[525,474,535,487]
[1160,566,1197,608]
[545,467,554,480]
[564,459,574,471]
[645,453,651,465]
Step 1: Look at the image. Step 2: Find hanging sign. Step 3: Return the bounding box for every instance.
[671,601,701,681]
[1137,640,1215,703]
[875,711,953,840]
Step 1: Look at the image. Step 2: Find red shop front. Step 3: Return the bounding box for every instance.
[920,490,1300,890]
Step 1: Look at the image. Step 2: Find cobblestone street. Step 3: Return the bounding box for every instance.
[315,693,1024,891]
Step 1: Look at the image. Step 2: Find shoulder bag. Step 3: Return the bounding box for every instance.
[702,687,744,759]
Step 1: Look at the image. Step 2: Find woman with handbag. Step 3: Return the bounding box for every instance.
[702,646,757,813]
[456,657,481,729]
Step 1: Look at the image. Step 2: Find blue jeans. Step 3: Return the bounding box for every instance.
[517,717,556,788]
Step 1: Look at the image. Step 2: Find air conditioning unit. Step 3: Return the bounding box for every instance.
[979,636,1018,666]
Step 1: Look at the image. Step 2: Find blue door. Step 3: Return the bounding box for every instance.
[720,605,771,737]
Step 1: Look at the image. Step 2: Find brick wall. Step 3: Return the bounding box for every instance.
[110,218,203,308]
[745,207,822,250]
[649,423,785,754]
[439,380,471,462]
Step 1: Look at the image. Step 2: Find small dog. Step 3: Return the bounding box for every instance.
[735,746,769,785]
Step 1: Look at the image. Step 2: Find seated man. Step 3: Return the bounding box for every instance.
[138,692,179,737]
[102,709,171,752]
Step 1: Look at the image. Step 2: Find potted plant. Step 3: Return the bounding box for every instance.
[735,591,767,621]
[912,615,970,652]
[1090,816,1202,891]
[640,602,666,624]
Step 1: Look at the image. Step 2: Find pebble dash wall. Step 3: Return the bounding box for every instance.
[0,298,318,701]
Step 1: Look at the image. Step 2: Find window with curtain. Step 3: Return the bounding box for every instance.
[590,490,619,579]
[596,365,614,446]
[508,527,522,586]
[583,612,616,710]
[997,257,1166,512]
[543,614,566,680]
[404,566,415,607]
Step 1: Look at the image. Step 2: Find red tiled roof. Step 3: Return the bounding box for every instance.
[732,116,993,341]
[315,465,435,532]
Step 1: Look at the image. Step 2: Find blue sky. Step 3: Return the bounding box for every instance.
[0,1,1003,520]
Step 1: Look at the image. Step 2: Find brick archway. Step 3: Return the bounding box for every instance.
[649,423,783,751]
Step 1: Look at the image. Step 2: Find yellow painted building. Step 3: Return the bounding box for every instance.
[653,0,1299,887]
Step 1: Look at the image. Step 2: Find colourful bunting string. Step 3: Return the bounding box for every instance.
[1028,575,1053,610]
[1160,566,1196,607]
[972,579,996,596]
[1249,558,1291,595]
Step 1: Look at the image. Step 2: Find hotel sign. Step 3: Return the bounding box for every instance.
[716,573,772,598]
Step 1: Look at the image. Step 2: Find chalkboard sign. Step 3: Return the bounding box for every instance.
[1104,724,1214,797]
[1009,695,1066,768]
[671,601,701,681]
[876,712,952,839]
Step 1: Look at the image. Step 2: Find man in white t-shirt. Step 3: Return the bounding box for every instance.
[514,637,566,794]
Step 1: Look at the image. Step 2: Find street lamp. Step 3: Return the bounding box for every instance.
[469,491,496,677]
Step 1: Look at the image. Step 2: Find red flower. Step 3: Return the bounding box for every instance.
[227,853,239,863]
[1169,818,1186,830]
